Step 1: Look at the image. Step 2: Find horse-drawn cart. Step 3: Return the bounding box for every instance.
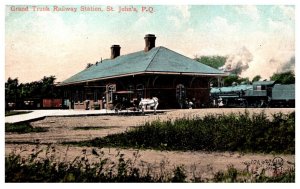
[108,90,159,114]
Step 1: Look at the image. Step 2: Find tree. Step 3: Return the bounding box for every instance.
[41,76,56,98]
[270,71,295,84]
[86,63,93,69]
[5,76,62,110]
[239,77,250,84]
[252,75,261,83]
[195,56,226,69]
[5,77,19,103]
[6,75,59,100]
[222,75,250,87]
[223,75,239,86]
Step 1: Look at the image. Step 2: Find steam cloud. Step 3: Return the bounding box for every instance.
[277,56,295,73]
[219,48,295,79]
[219,47,253,75]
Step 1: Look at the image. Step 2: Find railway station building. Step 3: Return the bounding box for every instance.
[58,34,225,110]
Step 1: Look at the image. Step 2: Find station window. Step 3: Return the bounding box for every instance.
[94,91,98,101]
[176,84,186,101]
[106,84,116,103]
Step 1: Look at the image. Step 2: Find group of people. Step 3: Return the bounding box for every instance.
[178,98,196,109]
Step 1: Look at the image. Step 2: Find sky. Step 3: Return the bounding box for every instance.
[5,4,295,83]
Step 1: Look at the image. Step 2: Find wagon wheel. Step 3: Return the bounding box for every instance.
[264,100,270,108]
[113,103,122,112]
[241,100,248,108]
[254,101,261,108]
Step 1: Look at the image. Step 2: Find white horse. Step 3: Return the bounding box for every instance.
[139,97,159,115]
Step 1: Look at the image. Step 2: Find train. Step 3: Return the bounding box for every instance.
[6,98,65,110]
[210,81,295,108]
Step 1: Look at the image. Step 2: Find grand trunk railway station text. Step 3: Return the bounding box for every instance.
[9,5,154,13]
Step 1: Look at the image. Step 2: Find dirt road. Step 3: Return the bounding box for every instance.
[5,108,294,143]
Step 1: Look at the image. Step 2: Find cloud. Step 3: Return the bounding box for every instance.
[5,9,96,82]
[239,20,295,80]
[167,5,191,29]
[167,16,181,28]
[208,16,239,34]
[278,5,294,20]
[268,18,294,35]
[193,16,241,56]
[234,5,260,21]
[279,56,295,73]
[193,15,294,80]
[176,5,191,20]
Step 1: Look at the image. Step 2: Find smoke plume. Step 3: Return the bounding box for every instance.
[219,47,253,75]
[278,56,295,73]
[219,47,295,80]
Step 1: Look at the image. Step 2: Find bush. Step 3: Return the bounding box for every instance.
[212,164,295,183]
[67,111,295,154]
[171,166,187,182]
[93,103,100,110]
[5,122,48,133]
[6,147,295,183]
[5,147,187,182]
[5,111,32,117]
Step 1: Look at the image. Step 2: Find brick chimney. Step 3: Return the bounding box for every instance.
[111,45,121,59]
[144,34,156,52]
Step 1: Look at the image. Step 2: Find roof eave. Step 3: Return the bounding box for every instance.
[57,71,226,86]
[57,72,146,86]
[144,71,227,77]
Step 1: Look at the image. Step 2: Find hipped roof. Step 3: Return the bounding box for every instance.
[59,46,225,86]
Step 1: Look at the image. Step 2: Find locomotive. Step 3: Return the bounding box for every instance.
[210,81,295,108]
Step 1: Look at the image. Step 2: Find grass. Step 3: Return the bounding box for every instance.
[5,146,295,182]
[65,111,295,154]
[5,111,32,117]
[73,126,119,130]
[212,164,295,183]
[5,147,186,182]
[5,122,48,133]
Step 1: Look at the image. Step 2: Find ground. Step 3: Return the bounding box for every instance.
[5,108,295,180]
